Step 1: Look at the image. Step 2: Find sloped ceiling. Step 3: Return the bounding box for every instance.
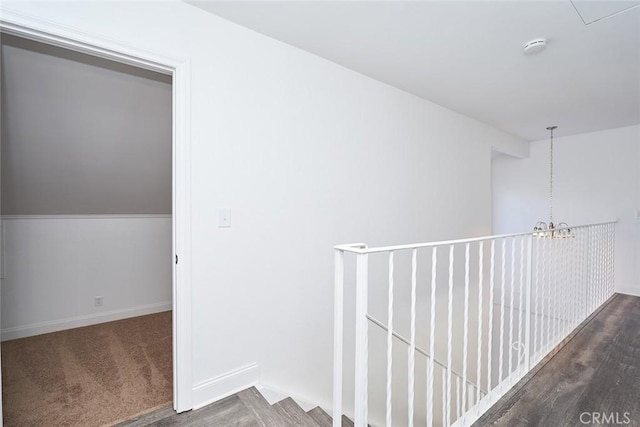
[186,1,640,142]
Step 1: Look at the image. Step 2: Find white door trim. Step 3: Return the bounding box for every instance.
[0,10,193,413]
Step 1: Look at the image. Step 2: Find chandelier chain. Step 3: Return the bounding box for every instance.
[533,125,572,238]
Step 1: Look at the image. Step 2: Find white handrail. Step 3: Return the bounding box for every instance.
[334,220,617,427]
[333,221,616,254]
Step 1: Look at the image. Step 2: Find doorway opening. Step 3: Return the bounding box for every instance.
[0,17,192,425]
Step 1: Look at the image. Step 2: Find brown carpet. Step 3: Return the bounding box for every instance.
[1,311,173,427]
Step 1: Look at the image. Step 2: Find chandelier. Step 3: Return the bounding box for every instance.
[533,126,572,238]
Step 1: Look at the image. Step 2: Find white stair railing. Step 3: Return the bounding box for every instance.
[333,221,616,427]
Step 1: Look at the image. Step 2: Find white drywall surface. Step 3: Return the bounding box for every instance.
[0,216,173,340]
[1,35,172,215]
[493,125,640,296]
[1,0,528,413]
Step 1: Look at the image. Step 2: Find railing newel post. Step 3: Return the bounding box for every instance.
[333,248,344,427]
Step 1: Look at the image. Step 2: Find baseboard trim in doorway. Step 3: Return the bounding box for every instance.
[192,363,260,410]
[0,301,172,341]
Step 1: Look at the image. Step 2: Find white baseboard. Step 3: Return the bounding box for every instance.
[616,285,640,298]
[192,363,260,410]
[256,386,289,406]
[1,301,171,341]
[257,383,319,412]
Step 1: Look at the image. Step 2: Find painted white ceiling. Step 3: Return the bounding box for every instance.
[186,1,640,142]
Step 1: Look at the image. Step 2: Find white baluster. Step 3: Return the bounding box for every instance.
[587,228,591,316]
[577,229,582,324]
[476,241,484,414]
[408,249,417,427]
[559,236,566,338]
[499,239,506,387]
[604,224,611,299]
[604,225,608,299]
[569,231,576,328]
[456,376,461,420]
[386,252,394,427]
[610,224,615,297]
[545,235,551,353]
[572,231,578,327]
[518,236,525,373]
[462,242,470,417]
[533,236,540,362]
[592,225,597,309]
[598,225,602,305]
[600,226,604,302]
[600,225,605,303]
[442,369,447,427]
[576,228,583,323]
[524,235,533,372]
[583,228,588,309]
[592,226,597,310]
[509,238,515,377]
[567,232,573,328]
[446,245,454,426]
[596,225,600,306]
[552,235,559,347]
[487,240,495,393]
[427,247,437,427]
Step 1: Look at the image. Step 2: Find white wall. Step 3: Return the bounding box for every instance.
[493,125,640,295]
[1,34,172,215]
[1,0,528,413]
[0,216,172,340]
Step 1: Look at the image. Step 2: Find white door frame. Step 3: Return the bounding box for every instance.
[0,11,193,413]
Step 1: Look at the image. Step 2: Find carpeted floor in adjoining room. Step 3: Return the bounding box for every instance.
[1,311,173,427]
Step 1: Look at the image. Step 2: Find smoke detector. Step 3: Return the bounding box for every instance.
[523,39,547,55]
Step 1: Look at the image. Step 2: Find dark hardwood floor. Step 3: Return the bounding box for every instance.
[475,293,640,427]
[114,294,640,426]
